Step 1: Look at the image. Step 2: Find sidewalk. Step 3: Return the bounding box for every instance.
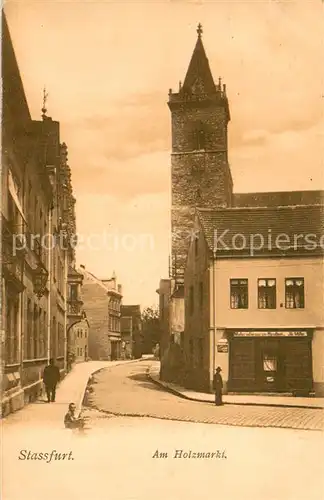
[2,359,141,428]
[148,363,324,410]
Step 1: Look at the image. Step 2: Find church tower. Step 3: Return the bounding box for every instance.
[168,24,233,284]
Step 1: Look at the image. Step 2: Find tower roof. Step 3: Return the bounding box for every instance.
[182,23,216,96]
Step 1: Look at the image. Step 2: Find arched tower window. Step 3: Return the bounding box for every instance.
[192,122,206,150]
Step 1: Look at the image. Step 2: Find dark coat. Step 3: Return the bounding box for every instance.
[213,372,223,391]
[43,365,60,386]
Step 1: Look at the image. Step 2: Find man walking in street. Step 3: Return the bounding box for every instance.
[43,358,60,402]
[213,366,224,406]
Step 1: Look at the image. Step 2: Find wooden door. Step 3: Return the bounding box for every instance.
[256,339,284,392]
[229,339,256,391]
[284,338,313,394]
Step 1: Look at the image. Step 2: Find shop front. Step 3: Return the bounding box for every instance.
[227,329,313,395]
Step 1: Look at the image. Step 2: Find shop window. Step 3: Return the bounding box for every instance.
[263,354,277,372]
[285,278,304,309]
[230,279,248,309]
[258,279,276,309]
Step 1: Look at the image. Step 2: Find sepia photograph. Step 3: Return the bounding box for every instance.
[1,1,324,499]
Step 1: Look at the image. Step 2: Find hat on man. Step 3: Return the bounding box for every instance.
[216,366,222,372]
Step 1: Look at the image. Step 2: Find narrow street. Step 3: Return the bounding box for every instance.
[87,359,324,431]
[3,360,324,500]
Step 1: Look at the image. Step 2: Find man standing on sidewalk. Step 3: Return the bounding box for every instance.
[213,366,224,406]
[43,358,60,402]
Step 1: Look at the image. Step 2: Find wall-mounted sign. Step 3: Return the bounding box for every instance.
[217,344,229,353]
[234,331,308,338]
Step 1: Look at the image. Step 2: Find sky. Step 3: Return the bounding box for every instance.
[5,0,324,307]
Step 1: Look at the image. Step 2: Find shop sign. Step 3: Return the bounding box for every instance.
[217,339,229,352]
[217,343,229,353]
[234,331,308,338]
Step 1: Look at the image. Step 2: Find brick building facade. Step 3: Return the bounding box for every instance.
[184,206,324,395]
[120,305,142,359]
[70,316,89,363]
[1,14,82,416]
[78,267,122,360]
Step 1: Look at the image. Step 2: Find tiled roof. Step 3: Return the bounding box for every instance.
[121,305,141,315]
[2,14,31,127]
[234,190,324,208]
[197,205,324,257]
[68,266,83,277]
[77,268,110,291]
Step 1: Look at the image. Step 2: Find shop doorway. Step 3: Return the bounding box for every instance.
[229,333,313,394]
[256,339,284,392]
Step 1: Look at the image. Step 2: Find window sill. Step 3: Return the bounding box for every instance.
[258,308,277,311]
[23,357,48,365]
[285,308,305,311]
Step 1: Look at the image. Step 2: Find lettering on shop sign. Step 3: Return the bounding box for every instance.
[233,331,308,338]
[217,344,229,353]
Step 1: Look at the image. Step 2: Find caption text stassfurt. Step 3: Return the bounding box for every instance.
[18,450,74,463]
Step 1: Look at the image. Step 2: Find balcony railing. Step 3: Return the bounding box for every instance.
[67,299,83,316]
[1,233,24,284]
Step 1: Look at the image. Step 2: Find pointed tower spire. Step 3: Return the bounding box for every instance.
[181,23,216,96]
[41,86,48,120]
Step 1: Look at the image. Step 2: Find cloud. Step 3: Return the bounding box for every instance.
[61,91,170,199]
[231,120,324,193]
[75,191,170,306]
[64,91,169,158]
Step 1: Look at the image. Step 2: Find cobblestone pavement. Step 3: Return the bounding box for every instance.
[3,360,323,500]
[86,360,324,431]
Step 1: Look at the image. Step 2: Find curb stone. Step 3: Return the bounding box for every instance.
[83,401,322,433]
[80,358,147,409]
[147,368,324,411]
